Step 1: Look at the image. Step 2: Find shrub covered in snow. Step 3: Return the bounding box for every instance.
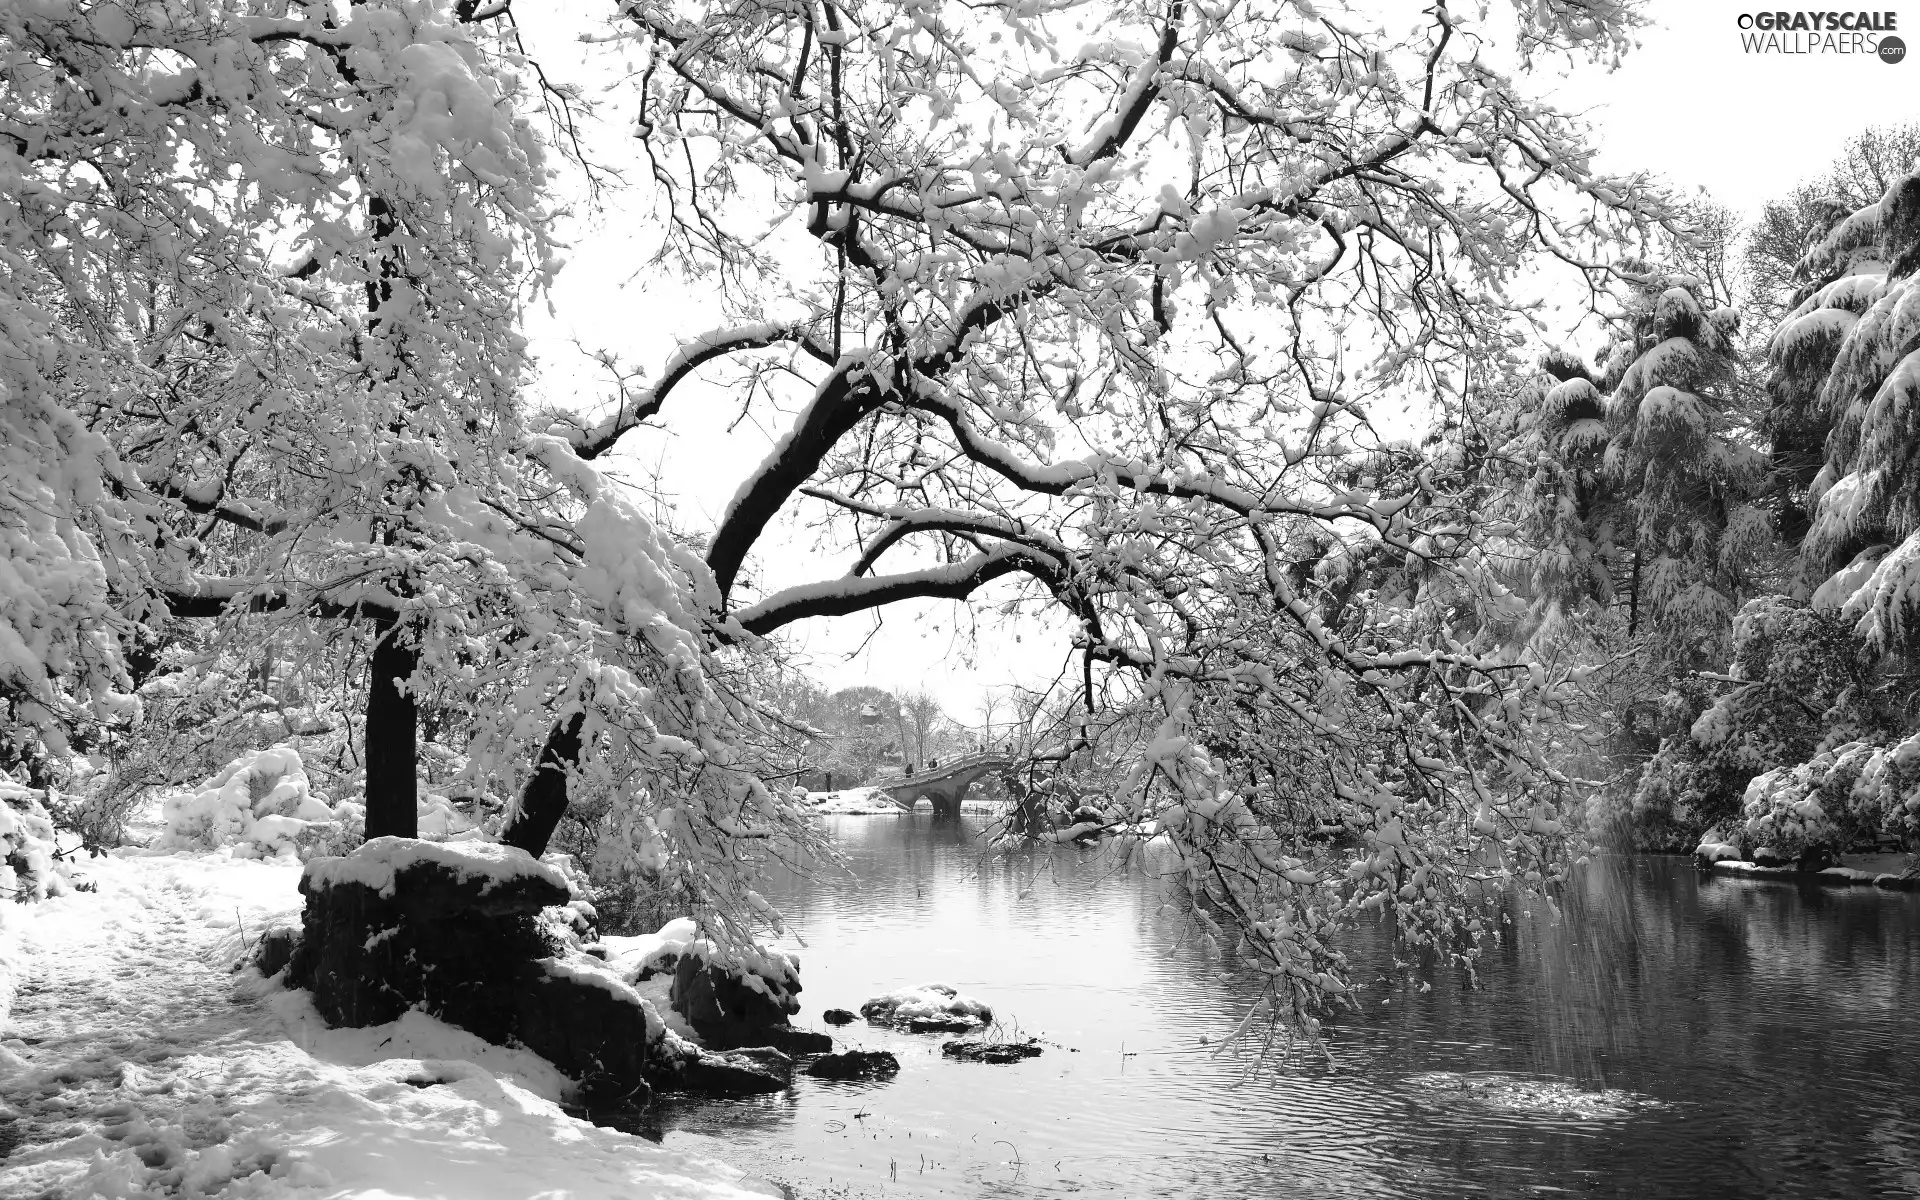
[1627,598,1885,848]
[155,746,343,858]
[1737,734,1920,857]
[151,746,498,860]
[0,780,69,903]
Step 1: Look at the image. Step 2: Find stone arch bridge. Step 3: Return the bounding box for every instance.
[862,753,1010,818]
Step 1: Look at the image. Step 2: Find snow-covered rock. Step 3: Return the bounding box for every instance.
[600,916,700,981]
[859,982,993,1031]
[302,836,573,906]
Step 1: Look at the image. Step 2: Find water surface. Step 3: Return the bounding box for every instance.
[636,816,1920,1199]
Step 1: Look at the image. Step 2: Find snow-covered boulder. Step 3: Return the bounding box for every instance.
[301,836,573,918]
[155,745,341,857]
[288,836,681,1105]
[668,938,828,1052]
[859,983,993,1032]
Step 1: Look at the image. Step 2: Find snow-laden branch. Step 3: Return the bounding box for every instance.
[157,579,400,624]
[798,487,1067,577]
[1065,0,1185,166]
[554,323,829,460]
[730,544,1064,635]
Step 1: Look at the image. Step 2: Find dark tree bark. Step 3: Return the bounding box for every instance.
[364,623,419,840]
[500,711,586,856]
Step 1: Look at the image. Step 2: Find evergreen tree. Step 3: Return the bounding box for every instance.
[1597,274,1771,660]
[1754,125,1920,543]
[1637,160,1920,861]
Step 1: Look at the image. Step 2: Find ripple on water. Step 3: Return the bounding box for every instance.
[1402,1071,1665,1122]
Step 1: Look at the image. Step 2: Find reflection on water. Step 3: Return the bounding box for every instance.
[638,816,1920,1199]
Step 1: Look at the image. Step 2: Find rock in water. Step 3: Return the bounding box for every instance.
[669,947,810,1050]
[942,1040,1042,1064]
[860,983,992,1031]
[908,1016,980,1033]
[763,1027,834,1055]
[670,1047,794,1097]
[822,1008,857,1025]
[806,1050,901,1080]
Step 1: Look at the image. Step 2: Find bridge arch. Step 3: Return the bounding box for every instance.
[861,753,1009,818]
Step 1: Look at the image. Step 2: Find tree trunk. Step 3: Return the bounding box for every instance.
[1627,546,1642,637]
[364,624,419,840]
[500,711,586,857]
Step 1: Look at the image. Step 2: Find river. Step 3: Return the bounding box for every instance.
[625,814,1920,1199]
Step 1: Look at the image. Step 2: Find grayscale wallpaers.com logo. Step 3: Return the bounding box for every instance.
[1736,11,1904,59]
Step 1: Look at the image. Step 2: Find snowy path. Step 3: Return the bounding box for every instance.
[0,853,772,1199]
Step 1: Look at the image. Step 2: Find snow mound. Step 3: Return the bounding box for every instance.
[859,982,993,1029]
[303,836,573,899]
[0,780,69,903]
[1693,839,1743,864]
[601,916,700,981]
[154,745,341,857]
[417,793,482,839]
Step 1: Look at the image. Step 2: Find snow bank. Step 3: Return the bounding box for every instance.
[303,835,572,899]
[804,786,906,814]
[154,745,343,857]
[0,779,70,1028]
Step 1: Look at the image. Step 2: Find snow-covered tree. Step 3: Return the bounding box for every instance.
[1597,274,1770,658]
[7,0,1710,1018]
[1755,125,1920,543]
[0,0,833,949]
[489,0,1696,1024]
[1635,159,1920,861]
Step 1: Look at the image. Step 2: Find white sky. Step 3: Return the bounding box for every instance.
[522,2,1920,721]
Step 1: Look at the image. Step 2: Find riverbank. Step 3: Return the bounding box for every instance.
[0,851,778,1199]
[1701,851,1920,891]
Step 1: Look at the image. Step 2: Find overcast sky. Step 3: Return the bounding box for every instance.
[523,2,1920,722]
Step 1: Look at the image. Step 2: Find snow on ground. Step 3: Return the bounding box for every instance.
[802,787,904,815]
[801,788,1010,816]
[0,851,778,1199]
